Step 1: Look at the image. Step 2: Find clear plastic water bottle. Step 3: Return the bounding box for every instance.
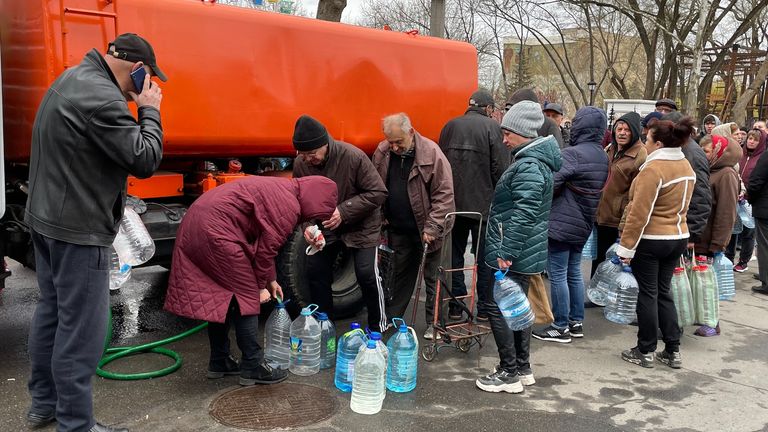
[112,206,155,266]
[671,267,695,326]
[738,200,755,229]
[713,253,736,301]
[361,331,388,361]
[334,323,366,392]
[317,312,336,370]
[264,300,292,369]
[691,265,720,328]
[386,318,418,393]
[605,239,620,260]
[582,227,598,261]
[108,247,131,291]
[289,304,321,376]
[587,256,622,306]
[350,340,386,415]
[493,271,535,331]
[604,265,638,325]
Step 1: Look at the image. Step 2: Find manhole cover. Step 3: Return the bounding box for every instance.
[209,383,338,430]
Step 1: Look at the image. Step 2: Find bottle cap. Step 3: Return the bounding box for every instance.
[367,340,377,349]
[398,324,408,333]
[494,270,505,280]
[370,331,382,341]
[350,322,361,330]
[622,265,632,273]
[673,267,685,274]
[316,312,328,321]
[300,303,319,316]
[610,257,621,264]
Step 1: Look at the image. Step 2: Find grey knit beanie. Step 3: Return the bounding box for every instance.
[501,100,544,139]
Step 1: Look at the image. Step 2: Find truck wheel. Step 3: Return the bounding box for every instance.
[276,230,364,318]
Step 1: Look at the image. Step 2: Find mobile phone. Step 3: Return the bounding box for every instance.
[130,67,147,94]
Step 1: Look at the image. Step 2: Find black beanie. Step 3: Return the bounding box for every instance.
[293,115,329,151]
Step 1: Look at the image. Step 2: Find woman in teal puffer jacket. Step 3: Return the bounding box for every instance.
[476,100,562,394]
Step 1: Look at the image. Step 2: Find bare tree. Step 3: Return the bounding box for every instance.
[317,0,346,21]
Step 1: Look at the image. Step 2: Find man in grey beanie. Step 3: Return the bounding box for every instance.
[477,100,562,393]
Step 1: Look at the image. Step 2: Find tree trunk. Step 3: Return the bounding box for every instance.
[730,56,768,126]
[316,0,347,22]
[429,0,446,38]
[684,0,711,115]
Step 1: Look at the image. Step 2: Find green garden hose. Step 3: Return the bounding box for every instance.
[97,309,208,380]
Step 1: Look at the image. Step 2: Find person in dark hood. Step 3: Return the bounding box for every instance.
[592,112,646,277]
[663,111,712,245]
[533,107,608,343]
[727,129,767,271]
[697,114,722,142]
[505,88,565,149]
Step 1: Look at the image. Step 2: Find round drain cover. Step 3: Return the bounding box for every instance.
[209,383,338,430]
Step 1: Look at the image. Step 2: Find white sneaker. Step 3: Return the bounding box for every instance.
[423,325,442,340]
[518,369,536,386]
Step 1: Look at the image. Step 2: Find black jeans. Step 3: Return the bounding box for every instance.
[755,217,768,288]
[207,298,262,371]
[481,272,532,374]
[28,231,109,432]
[305,242,386,332]
[726,226,755,264]
[591,224,619,276]
[631,239,687,354]
[386,231,441,325]
[450,217,492,316]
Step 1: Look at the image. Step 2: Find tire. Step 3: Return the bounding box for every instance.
[276,230,364,319]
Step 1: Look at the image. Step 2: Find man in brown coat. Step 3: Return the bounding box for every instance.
[293,115,389,332]
[372,113,455,339]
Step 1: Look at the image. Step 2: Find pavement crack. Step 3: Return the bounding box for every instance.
[680,367,768,393]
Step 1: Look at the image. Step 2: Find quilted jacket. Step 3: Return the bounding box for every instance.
[485,135,562,274]
[548,107,609,246]
[164,176,337,322]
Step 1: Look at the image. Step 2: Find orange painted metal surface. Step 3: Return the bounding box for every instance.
[0,0,478,163]
[127,171,184,198]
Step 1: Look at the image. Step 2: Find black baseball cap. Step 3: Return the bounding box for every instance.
[107,33,167,82]
[469,89,495,108]
[543,102,564,115]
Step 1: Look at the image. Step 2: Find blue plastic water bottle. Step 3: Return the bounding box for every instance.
[713,252,736,301]
[385,318,418,393]
[334,322,366,392]
[493,271,535,331]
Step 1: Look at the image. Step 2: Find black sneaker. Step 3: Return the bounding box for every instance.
[569,322,583,338]
[656,350,682,369]
[448,302,464,320]
[27,409,55,428]
[517,367,535,386]
[752,285,768,295]
[532,325,572,343]
[207,355,241,379]
[475,369,524,393]
[239,360,288,386]
[621,347,654,368]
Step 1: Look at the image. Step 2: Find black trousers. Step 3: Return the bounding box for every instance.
[591,224,619,276]
[386,231,441,325]
[726,226,755,264]
[755,217,768,288]
[305,242,387,332]
[28,231,109,432]
[631,239,687,354]
[480,272,532,374]
[207,297,262,371]
[450,216,492,315]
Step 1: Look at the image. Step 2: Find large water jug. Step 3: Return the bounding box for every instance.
[289,304,321,376]
[691,265,719,328]
[738,200,755,229]
[264,301,292,369]
[587,257,622,306]
[713,253,736,301]
[604,265,638,325]
[386,318,418,393]
[334,323,366,392]
[350,340,386,415]
[582,227,598,261]
[108,247,131,291]
[493,271,535,331]
[112,206,155,266]
[317,312,336,369]
[671,267,694,326]
[605,239,620,260]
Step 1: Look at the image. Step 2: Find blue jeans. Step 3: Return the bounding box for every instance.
[547,239,585,329]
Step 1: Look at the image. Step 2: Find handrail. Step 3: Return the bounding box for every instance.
[60,1,119,68]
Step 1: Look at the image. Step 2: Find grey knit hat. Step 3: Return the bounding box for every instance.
[501,100,544,139]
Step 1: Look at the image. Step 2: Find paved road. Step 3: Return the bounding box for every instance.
[0,259,766,432]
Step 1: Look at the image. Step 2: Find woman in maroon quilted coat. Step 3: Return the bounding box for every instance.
[164,175,337,385]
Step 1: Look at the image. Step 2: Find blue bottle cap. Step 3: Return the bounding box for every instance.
[275,302,285,309]
[398,324,408,333]
[370,331,382,341]
[301,303,319,316]
[494,270,505,280]
[316,312,328,321]
[611,257,622,264]
[367,340,377,349]
[350,322,361,330]
[622,265,633,273]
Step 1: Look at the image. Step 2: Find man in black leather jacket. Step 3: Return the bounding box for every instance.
[24,33,164,432]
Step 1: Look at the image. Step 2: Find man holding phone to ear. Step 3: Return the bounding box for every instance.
[24,33,165,432]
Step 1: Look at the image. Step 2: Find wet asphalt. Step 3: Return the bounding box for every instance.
[0,259,767,432]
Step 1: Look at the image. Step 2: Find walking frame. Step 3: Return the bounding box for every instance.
[410,212,492,361]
